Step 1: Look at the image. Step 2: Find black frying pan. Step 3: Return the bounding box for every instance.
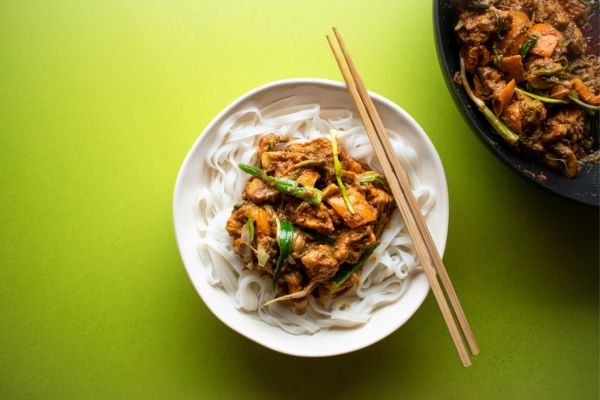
[433,0,599,207]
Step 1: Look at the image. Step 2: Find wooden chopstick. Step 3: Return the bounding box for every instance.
[331,28,480,357]
[327,29,477,367]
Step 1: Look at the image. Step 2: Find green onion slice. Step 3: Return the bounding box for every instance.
[359,171,389,187]
[272,219,294,291]
[459,55,520,145]
[246,216,255,242]
[569,92,599,115]
[515,87,568,104]
[238,164,323,205]
[330,243,378,291]
[300,228,336,245]
[519,35,538,58]
[329,129,355,215]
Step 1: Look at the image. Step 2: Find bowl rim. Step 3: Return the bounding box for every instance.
[172,77,449,357]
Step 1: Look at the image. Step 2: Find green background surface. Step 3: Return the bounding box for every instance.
[1,1,598,399]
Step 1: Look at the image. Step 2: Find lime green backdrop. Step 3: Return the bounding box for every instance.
[1,1,598,399]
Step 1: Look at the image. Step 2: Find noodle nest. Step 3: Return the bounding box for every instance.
[194,96,435,334]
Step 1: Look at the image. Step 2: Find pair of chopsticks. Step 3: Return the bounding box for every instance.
[327,28,479,367]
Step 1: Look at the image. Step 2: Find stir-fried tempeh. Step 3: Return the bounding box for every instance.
[452,0,599,177]
[226,133,395,313]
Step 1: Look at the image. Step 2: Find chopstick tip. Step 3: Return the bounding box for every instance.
[333,26,342,40]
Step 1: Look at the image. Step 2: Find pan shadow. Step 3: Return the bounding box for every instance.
[488,171,599,306]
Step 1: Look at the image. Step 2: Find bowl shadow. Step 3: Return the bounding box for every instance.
[231,328,418,400]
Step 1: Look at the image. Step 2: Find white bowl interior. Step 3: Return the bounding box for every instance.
[173,79,449,357]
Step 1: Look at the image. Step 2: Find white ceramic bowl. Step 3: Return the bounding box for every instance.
[173,78,449,357]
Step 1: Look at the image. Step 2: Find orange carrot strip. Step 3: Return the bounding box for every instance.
[499,11,531,55]
[295,169,320,187]
[530,23,560,58]
[326,187,376,229]
[493,79,516,116]
[248,206,271,236]
[498,55,525,83]
[573,78,600,106]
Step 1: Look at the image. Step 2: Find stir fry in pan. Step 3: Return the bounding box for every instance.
[453,0,599,177]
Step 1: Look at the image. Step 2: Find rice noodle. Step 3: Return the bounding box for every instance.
[194,96,435,334]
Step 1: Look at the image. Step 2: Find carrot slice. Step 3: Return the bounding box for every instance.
[295,169,320,187]
[326,187,377,229]
[499,11,531,55]
[493,79,516,116]
[573,78,600,106]
[498,55,525,83]
[529,23,560,58]
[248,206,271,236]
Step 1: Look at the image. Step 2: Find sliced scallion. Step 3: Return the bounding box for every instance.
[329,129,355,215]
[459,55,520,145]
[238,164,323,205]
[519,34,538,58]
[330,243,378,291]
[569,92,599,115]
[246,216,255,242]
[300,228,336,245]
[256,248,270,267]
[515,87,568,104]
[359,171,389,188]
[272,219,294,291]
